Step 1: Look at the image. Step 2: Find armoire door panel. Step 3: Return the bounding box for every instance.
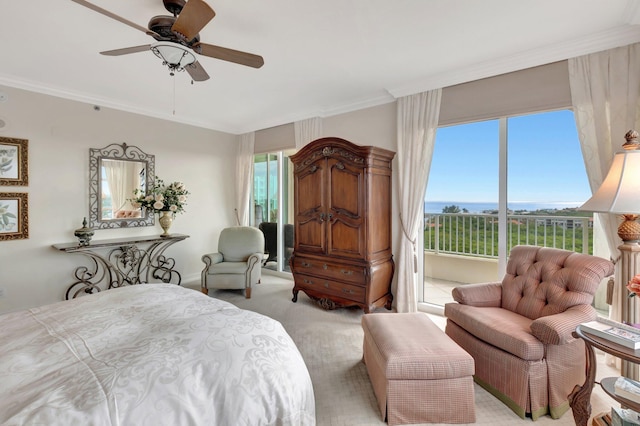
[328,160,362,218]
[296,167,325,215]
[297,216,325,253]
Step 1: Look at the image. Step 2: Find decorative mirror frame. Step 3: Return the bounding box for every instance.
[89,142,155,229]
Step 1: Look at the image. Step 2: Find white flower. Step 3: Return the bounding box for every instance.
[128,176,189,215]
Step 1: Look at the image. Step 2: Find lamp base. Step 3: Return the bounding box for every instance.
[618,214,640,242]
[619,242,640,380]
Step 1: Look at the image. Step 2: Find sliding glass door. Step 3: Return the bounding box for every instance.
[253,150,295,273]
[422,109,592,307]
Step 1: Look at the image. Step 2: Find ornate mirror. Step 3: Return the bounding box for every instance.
[88,143,155,229]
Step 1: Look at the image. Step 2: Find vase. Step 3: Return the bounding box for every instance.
[74,217,95,246]
[158,211,174,237]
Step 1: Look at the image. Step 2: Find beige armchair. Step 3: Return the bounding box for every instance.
[444,245,613,420]
[201,226,264,298]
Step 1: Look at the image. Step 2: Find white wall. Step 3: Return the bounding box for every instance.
[0,86,238,313]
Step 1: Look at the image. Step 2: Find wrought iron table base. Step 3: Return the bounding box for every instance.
[53,234,189,299]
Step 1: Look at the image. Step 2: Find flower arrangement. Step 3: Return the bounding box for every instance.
[627,274,640,298]
[130,176,189,215]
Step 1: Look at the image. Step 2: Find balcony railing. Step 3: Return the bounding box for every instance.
[424,213,592,257]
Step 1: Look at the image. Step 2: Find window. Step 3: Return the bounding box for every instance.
[253,150,296,273]
[423,109,591,306]
[254,153,279,223]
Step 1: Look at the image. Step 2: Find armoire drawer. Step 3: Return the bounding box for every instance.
[294,274,365,303]
[292,257,366,285]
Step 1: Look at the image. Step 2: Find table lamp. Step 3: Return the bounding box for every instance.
[579,129,640,379]
[579,130,640,243]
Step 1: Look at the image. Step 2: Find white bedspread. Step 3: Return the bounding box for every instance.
[0,284,315,426]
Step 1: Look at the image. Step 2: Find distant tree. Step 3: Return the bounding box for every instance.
[462,208,469,213]
[442,205,461,213]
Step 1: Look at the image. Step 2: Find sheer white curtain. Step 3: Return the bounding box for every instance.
[294,117,323,149]
[104,160,128,216]
[235,132,255,226]
[569,42,640,330]
[396,90,442,313]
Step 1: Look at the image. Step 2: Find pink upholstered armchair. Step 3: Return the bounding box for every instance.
[444,245,614,420]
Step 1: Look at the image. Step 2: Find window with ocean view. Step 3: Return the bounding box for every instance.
[423,109,592,307]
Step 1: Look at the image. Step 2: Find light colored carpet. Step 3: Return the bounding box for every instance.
[188,274,617,425]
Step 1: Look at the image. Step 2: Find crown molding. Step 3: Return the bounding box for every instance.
[0,74,238,134]
[236,93,396,134]
[2,23,639,135]
[247,25,640,132]
[387,25,640,98]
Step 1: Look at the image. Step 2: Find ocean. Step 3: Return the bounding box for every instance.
[424,201,583,214]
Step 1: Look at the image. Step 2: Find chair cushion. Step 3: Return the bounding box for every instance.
[218,226,264,262]
[500,246,613,320]
[444,303,544,361]
[205,261,249,275]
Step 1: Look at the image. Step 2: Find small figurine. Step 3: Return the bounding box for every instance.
[74,217,95,246]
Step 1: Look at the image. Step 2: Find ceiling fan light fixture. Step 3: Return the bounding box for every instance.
[150,41,196,75]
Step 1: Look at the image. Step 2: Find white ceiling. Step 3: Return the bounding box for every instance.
[1,0,640,134]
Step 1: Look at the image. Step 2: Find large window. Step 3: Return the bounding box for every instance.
[423,109,591,306]
[254,153,279,223]
[253,150,296,273]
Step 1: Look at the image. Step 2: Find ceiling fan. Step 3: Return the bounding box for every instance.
[71,0,264,82]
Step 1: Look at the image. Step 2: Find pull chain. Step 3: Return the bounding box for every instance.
[172,75,176,116]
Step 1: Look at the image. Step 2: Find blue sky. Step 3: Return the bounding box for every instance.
[424,109,592,206]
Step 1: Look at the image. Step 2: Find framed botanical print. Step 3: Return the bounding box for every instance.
[0,192,28,240]
[0,137,28,186]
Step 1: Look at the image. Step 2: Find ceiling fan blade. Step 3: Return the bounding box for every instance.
[100,45,151,56]
[171,0,215,42]
[70,0,155,36]
[185,61,210,81]
[193,43,264,69]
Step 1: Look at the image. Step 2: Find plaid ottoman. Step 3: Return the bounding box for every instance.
[362,313,476,425]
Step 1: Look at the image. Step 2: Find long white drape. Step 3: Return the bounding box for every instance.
[294,117,323,148]
[235,132,255,226]
[104,160,140,216]
[396,90,442,313]
[568,43,640,334]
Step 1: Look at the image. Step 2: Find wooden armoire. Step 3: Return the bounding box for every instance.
[289,137,395,313]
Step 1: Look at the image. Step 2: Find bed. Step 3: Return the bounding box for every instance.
[0,284,315,425]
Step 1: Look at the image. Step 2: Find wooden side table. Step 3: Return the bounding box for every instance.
[570,325,640,426]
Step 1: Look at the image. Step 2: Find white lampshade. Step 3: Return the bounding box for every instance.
[579,150,640,214]
[150,42,196,69]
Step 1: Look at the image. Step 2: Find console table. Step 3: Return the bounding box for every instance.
[570,324,640,426]
[53,234,189,299]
